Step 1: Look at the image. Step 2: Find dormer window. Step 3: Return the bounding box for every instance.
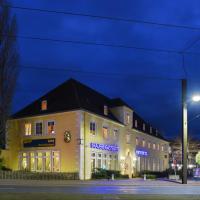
[143,123,146,131]
[104,105,108,116]
[41,100,47,111]
[126,113,130,124]
[135,120,138,128]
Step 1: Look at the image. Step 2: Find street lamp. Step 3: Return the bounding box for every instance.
[182,85,200,185]
[192,95,200,102]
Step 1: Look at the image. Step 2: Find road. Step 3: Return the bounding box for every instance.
[1,180,200,195]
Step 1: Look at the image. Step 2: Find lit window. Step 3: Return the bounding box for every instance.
[44,152,51,172]
[126,134,131,144]
[47,121,55,134]
[102,126,108,139]
[35,122,43,135]
[136,138,139,145]
[21,152,28,170]
[90,122,96,135]
[25,123,31,136]
[142,139,145,147]
[143,123,146,131]
[104,105,108,115]
[135,120,138,128]
[148,142,151,148]
[97,153,102,168]
[153,143,156,150]
[157,144,160,151]
[36,152,43,171]
[41,100,47,111]
[161,145,164,152]
[52,151,60,172]
[126,113,130,124]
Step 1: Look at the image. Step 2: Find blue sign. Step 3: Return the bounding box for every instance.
[90,143,119,152]
[23,138,56,148]
[136,149,148,157]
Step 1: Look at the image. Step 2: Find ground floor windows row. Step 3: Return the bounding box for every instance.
[136,156,165,172]
[19,151,60,172]
[91,152,118,171]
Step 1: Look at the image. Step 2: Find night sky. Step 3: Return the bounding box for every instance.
[8,0,200,139]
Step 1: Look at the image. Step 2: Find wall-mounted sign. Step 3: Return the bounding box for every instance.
[136,149,148,157]
[23,138,55,148]
[64,131,71,143]
[90,143,119,152]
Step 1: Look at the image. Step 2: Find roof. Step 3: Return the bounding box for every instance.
[11,79,121,123]
[12,78,167,141]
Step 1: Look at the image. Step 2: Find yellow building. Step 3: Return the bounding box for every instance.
[3,78,169,180]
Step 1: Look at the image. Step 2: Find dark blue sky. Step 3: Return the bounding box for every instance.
[9,0,200,139]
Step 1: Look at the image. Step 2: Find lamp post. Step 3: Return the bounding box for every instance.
[182,79,188,184]
[182,79,200,184]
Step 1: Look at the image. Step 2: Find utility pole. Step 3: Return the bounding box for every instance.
[182,79,188,184]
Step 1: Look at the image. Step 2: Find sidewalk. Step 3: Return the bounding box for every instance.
[0,178,194,187]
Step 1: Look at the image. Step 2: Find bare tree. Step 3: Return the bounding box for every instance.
[0,0,19,149]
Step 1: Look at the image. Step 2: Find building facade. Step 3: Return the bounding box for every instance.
[2,79,169,179]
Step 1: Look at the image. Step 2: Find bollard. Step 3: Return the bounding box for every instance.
[111,174,114,181]
[144,174,146,181]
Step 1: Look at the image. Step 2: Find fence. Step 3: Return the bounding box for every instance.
[0,171,79,180]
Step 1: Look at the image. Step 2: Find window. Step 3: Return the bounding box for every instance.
[143,123,146,131]
[126,113,130,124]
[35,122,43,135]
[108,155,112,170]
[36,152,43,171]
[21,152,28,170]
[136,138,139,145]
[44,152,51,172]
[148,142,151,149]
[25,123,31,136]
[135,120,138,128]
[20,151,60,172]
[47,121,55,134]
[104,105,108,115]
[161,145,164,152]
[52,151,60,172]
[113,129,118,138]
[103,154,107,169]
[30,152,35,171]
[91,153,96,171]
[102,126,108,139]
[153,143,156,150]
[90,122,96,135]
[41,100,47,111]
[142,139,146,147]
[157,144,160,151]
[126,134,131,144]
[97,153,102,168]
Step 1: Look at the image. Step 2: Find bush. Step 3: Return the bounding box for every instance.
[91,168,128,179]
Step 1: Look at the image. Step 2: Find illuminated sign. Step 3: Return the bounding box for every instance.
[136,150,148,157]
[23,138,55,148]
[90,143,119,152]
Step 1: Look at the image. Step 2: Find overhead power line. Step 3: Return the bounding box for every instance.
[4,34,200,57]
[19,64,183,80]
[4,4,200,31]
[3,34,183,54]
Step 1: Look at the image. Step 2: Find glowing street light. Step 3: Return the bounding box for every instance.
[192,95,200,102]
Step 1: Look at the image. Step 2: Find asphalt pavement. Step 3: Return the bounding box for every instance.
[0,179,200,195]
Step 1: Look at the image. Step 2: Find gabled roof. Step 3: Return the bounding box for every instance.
[11,79,121,123]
